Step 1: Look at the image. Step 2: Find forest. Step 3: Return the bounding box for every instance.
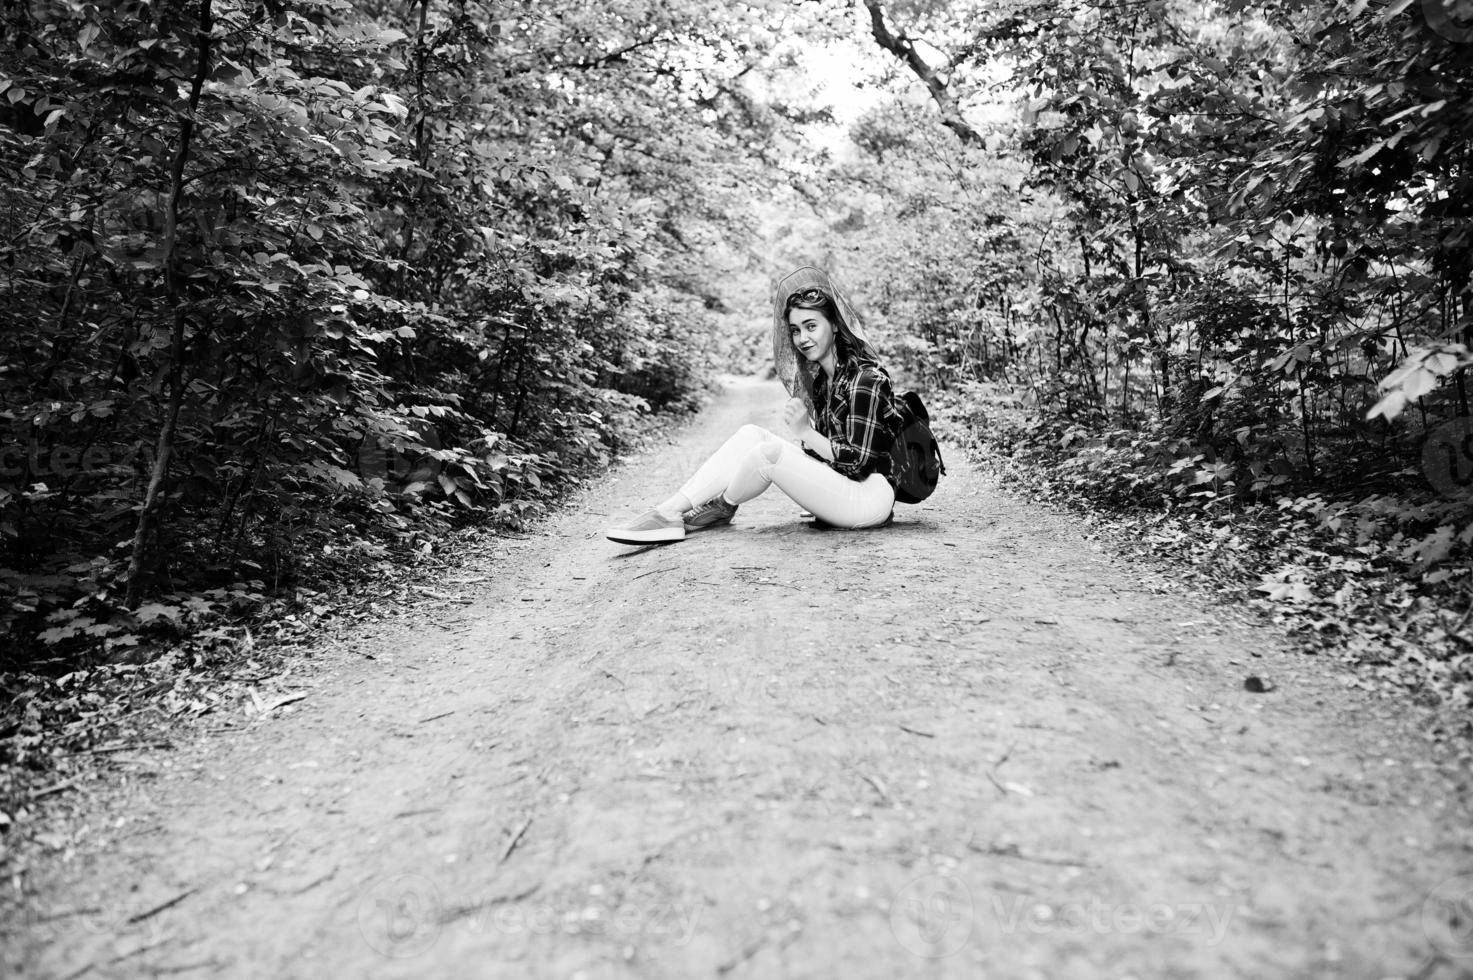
[2,0,1471,740]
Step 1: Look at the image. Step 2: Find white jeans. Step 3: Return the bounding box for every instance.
[677,424,895,529]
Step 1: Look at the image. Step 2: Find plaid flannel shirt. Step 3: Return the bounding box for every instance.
[808,360,901,483]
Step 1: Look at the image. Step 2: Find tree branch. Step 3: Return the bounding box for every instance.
[551,36,662,72]
[861,0,983,147]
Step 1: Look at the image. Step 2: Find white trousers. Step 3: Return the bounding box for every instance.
[677,424,895,529]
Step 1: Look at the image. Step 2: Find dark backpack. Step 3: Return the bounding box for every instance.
[890,389,945,504]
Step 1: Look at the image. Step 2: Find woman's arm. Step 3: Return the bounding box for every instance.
[799,427,835,461]
[785,396,835,460]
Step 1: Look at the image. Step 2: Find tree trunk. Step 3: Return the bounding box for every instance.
[125,0,213,608]
[1133,225,1165,413]
[396,0,433,298]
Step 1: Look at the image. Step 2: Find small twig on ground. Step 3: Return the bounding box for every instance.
[31,779,80,800]
[126,888,196,925]
[601,670,626,688]
[418,710,455,724]
[273,866,339,897]
[500,817,533,863]
[717,936,768,975]
[632,566,675,581]
[987,742,1016,796]
[256,692,308,718]
[898,724,935,738]
[857,771,894,806]
[149,959,222,974]
[440,883,541,925]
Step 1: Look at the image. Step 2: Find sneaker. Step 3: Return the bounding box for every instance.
[683,495,738,532]
[605,509,686,545]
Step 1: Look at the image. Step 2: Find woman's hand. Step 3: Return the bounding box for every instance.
[786,398,834,459]
[783,397,812,437]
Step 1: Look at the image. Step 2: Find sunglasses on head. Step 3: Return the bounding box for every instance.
[788,287,827,306]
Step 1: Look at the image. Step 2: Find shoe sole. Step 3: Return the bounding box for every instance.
[605,527,686,545]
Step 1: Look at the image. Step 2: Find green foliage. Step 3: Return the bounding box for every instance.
[0,0,788,663]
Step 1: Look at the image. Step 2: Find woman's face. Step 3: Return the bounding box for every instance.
[787,304,836,364]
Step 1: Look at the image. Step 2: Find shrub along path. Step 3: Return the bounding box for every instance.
[6,376,1473,979]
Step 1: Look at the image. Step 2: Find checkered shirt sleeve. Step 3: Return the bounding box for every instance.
[814,363,897,480]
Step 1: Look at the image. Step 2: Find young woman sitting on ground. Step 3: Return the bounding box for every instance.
[605,266,903,545]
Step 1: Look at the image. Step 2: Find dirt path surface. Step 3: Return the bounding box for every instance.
[8,376,1473,979]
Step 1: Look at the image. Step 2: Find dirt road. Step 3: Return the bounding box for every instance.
[8,376,1473,979]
